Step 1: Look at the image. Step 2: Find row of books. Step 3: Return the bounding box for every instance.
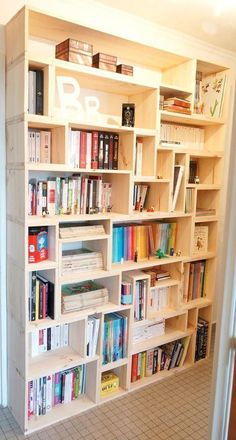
[149,286,169,313]
[186,260,206,302]
[87,316,100,358]
[103,312,128,364]
[195,318,209,361]
[134,279,147,321]
[133,184,149,211]
[61,247,103,275]
[69,130,119,170]
[30,324,69,357]
[62,280,108,314]
[28,175,112,216]
[28,130,51,163]
[28,69,43,115]
[160,122,204,150]
[131,338,186,382]
[28,272,54,322]
[112,222,177,263]
[28,365,86,418]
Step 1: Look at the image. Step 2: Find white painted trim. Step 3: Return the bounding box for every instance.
[0,25,7,407]
[209,86,236,439]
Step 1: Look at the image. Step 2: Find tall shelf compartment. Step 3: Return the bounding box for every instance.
[6,6,231,434]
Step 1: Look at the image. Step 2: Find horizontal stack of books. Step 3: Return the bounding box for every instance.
[195,318,209,361]
[131,338,187,382]
[196,208,216,217]
[28,364,86,418]
[59,223,105,239]
[87,315,100,358]
[160,122,204,149]
[102,313,128,364]
[163,97,191,115]
[28,129,51,163]
[61,248,103,275]
[112,222,177,263]
[28,272,54,322]
[61,280,108,313]
[30,324,69,357]
[134,279,147,321]
[69,130,119,170]
[144,267,171,286]
[187,260,206,302]
[28,175,112,216]
[133,318,165,343]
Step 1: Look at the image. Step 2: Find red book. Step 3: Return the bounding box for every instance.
[42,283,47,319]
[131,353,138,382]
[91,131,98,169]
[127,226,133,260]
[79,131,87,168]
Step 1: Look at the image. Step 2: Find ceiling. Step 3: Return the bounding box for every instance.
[95,0,236,53]
[2,0,236,53]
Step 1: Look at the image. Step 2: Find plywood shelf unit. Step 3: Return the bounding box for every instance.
[6,5,230,434]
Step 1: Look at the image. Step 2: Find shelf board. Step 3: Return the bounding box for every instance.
[54,58,156,95]
[147,308,185,321]
[100,357,129,373]
[27,260,57,271]
[181,297,212,310]
[134,128,157,137]
[59,234,110,243]
[160,83,193,95]
[160,110,224,126]
[112,255,184,272]
[184,252,216,262]
[133,176,170,183]
[27,163,132,174]
[132,328,193,354]
[28,346,99,380]
[27,395,96,434]
[194,215,219,222]
[186,184,221,190]
[112,210,191,223]
[59,303,131,325]
[158,146,224,158]
[129,362,193,392]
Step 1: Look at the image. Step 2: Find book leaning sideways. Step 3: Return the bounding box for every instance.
[62,280,108,313]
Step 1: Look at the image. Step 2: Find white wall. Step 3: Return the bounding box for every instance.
[0,25,7,407]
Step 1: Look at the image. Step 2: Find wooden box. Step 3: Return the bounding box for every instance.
[116,64,133,76]
[56,38,93,66]
[93,52,117,71]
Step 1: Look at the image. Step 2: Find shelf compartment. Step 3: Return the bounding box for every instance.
[132,181,170,213]
[192,221,218,255]
[27,124,66,165]
[133,135,157,178]
[28,62,51,117]
[195,188,220,218]
[188,155,223,185]
[156,149,174,180]
[100,363,129,403]
[195,305,212,361]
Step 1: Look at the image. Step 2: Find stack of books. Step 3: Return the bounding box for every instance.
[61,248,103,275]
[195,318,209,361]
[30,324,69,357]
[102,312,128,364]
[187,260,206,302]
[134,279,147,321]
[131,338,187,382]
[59,224,105,239]
[196,208,216,217]
[133,319,165,343]
[163,97,191,115]
[61,280,108,313]
[28,364,86,418]
[144,267,171,286]
[87,315,100,358]
[28,272,54,322]
[112,222,177,263]
[28,175,112,216]
[69,130,119,170]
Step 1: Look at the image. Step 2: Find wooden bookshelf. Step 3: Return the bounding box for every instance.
[5,5,231,434]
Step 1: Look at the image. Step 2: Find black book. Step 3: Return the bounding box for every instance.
[189,160,198,184]
[98,132,104,169]
[36,70,44,115]
[31,272,37,321]
[47,327,51,351]
[103,133,109,169]
[153,349,158,374]
[47,281,55,320]
[108,133,114,169]
[113,134,119,169]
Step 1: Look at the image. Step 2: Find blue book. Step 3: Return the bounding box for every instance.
[117,227,124,262]
[110,313,122,361]
[112,227,119,263]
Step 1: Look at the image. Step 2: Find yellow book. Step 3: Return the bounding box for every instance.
[101,372,119,396]
[139,225,148,260]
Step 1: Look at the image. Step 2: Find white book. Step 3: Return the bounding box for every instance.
[36,181,43,216]
[28,130,33,162]
[135,139,143,175]
[75,130,80,168]
[69,129,76,168]
[91,316,100,358]
[63,323,69,347]
[46,375,52,413]
[86,132,92,169]
[55,325,61,349]
[40,131,51,163]
[28,70,36,114]
[31,330,39,357]
[171,165,185,212]
[64,372,73,403]
[50,326,56,351]
[35,131,41,162]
